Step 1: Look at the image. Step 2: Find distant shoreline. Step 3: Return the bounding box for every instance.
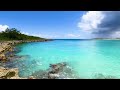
[92,38,120,40]
[53,39,120,40]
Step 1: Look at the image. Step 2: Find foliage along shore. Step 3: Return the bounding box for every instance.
[0,28,51,41]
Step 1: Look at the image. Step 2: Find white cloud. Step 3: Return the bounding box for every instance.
[18,31,58,39]
[78,11,120,38]
[78,11,105,31]
[66,34,80,38]
[30,33,59,38]
[0,25,9,32]
[21,31,29,35]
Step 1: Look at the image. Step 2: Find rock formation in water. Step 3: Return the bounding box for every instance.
[48,62,67,79]
[32,62,69,79]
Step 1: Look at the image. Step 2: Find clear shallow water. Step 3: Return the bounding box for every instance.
[4,40,120,79]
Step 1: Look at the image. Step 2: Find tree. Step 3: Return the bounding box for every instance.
[0,28,46,41]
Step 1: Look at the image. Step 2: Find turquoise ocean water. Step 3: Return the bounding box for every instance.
[4,40,120,79]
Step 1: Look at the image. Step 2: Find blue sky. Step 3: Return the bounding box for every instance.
[0,11,120,39]
[0,11,90,39]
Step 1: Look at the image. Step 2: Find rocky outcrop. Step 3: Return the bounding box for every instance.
[0,62,74,79]
[0,42,14,61]
[48,62,67,79]
[32,62,67,79]
[0,67,36,79]
[0,67,22,79]
[0,40,53,79]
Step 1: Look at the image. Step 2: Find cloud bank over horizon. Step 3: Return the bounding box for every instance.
[78,11,120,38]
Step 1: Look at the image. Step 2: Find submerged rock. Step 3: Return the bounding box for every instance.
[48,62,68,79]
[31,62,79,79]
[31,62,67,79]
[48,62,80,79]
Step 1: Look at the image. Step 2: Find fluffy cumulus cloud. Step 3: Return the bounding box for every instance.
[78,11,120,38]
[78,11,104,31]
[0,25,9,32]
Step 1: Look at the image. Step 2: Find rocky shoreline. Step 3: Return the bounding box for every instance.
[0,39,52,79]
[0,62,69,79]
[0,39,72,79]
[0,39,52,61]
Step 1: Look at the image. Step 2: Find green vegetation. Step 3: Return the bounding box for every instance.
[0,28,47,41]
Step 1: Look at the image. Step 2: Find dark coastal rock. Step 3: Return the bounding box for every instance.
[1,71,16,79]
